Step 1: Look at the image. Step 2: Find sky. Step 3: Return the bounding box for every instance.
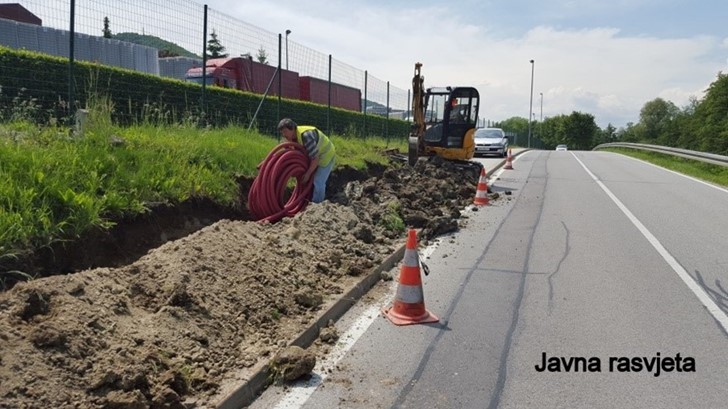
[198,0,728,129]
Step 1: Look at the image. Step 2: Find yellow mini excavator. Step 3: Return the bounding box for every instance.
[408,62,480,166]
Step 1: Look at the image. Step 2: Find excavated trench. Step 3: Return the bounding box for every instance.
[0,164,379,290]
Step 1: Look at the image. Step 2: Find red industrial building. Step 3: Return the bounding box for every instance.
[0,3,42,25]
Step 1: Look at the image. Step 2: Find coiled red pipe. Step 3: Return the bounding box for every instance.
[248,142,313,223]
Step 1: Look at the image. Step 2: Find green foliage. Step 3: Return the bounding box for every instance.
[691,72,728,155]
[496,116,528,136]
[206,30,228,59]
[0,46,409,139]
[0,116,276,265]
[256,46,268,65]
[617,72,728,155]
[594,123,618,146]
[330,134,406,170]
[102,17,112,39]
[0,269,34,291]
[0,110,405,275]
[0,46,415,267]
[380,200,405,233]
[530,112,599,150]
[638,98,680,142]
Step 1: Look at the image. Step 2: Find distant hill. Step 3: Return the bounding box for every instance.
[114,33,199,59]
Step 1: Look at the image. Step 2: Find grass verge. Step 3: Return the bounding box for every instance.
[603,147,728,187]
[0,119,406,276]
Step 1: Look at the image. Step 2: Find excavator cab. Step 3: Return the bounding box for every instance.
[408,63,479,165]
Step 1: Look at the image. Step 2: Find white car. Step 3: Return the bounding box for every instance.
[474,128,509,157]
[555,144,568,151]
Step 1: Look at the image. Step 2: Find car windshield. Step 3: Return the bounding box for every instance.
[557,145,567,148]
[475,129,503,139]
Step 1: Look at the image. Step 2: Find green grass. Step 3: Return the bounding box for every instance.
[603,148,728,187]
[331,134,406,169]
[379,200,406,233]
[0,113,406,271]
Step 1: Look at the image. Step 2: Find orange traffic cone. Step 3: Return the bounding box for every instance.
[473,167,490,205]
[504,149,514,170]
[383,229,439,326]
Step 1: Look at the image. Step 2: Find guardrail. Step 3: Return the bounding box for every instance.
[593,142,728,167]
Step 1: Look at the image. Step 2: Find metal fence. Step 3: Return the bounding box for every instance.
[0,0,411,131]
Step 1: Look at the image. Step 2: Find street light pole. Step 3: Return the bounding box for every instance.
[528,59,534,148]
[285,29,291,70]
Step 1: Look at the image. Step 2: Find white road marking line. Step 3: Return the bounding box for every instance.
[271,295,392,409]
[573,152,728,333]
[271,238,443,408]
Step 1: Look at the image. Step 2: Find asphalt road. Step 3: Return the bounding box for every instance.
[248,150,728,409]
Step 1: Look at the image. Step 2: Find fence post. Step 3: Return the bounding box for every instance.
[277,33,281,123]
[386,81,390,142]
[67,0,76,124]
[363,70,367,137]
[407,89,410,123]
[201,5,208,124]
[327,54,332,136]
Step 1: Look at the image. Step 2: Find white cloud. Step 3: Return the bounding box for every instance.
[204,0,728,128]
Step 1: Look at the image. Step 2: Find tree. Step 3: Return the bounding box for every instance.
[638,98,679,141]
[564,111,599,150]
[158,50,180,58]
[539,115,567,148]
[618,122,641,142]
[102,17,112,39]
[206,30,228,58]
[595,123,618,146]
[692,72,728,154]
[495,117,529,144]
[256,46,268,65]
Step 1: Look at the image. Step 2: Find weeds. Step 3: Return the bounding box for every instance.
[380,200,405,233]
[0,270,35,290]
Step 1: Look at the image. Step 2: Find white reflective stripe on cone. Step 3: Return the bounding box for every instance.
[396,283,424,304]
[403,248,419,267]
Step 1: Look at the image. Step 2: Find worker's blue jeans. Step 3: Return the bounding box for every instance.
[312,158,335,203]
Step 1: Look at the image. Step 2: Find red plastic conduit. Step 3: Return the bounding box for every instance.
[248,142,313,223]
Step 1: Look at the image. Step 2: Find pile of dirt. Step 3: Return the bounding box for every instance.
[0,156,484,408]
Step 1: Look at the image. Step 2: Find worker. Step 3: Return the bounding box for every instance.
[449,98,465,123]
[277,118,336,203]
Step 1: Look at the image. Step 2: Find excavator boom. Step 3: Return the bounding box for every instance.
[408,63,426,166]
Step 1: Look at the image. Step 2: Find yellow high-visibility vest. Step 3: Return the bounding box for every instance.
[297,126,335,167]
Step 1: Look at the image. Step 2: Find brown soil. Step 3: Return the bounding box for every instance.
[0,156,485,408]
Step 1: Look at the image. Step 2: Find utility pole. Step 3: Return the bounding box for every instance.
[528,59,534,148]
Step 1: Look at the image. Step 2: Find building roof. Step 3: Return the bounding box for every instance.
[0,3,42,26]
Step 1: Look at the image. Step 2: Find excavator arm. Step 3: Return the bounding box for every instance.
[408,63,426,166]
